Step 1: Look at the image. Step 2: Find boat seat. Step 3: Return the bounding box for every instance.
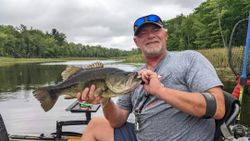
[0,114,9,141]
[214,91,240,141]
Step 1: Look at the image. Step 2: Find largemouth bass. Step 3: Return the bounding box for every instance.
[33,62,142,112]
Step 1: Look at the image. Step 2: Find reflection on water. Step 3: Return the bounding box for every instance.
[0,60,138,134]
[0,63,65,94]
[0,60,249,135]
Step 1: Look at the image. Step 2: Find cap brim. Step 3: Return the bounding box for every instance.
[134,22,163,36]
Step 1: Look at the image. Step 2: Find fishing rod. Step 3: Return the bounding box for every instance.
[224,11,250,140]
[239,12,250,103]
[238,11,250,120]
[228,12,250,108]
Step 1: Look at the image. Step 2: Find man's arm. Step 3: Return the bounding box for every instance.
[139,70,225,119]
[77,84,130,128]
[157,86,225,119]
[101,99,130,127]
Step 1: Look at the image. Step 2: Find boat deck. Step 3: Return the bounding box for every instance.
[5,101,101,141]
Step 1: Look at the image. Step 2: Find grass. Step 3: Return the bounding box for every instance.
[0,48,232,69]
[198,48,243,83]
[1,48,230,67]
[198,48,229,68]
[123,48,237,83]
[0,48,237,83]
[124,48,230,67]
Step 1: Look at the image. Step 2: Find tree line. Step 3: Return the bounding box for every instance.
[0,25,139,58]
[165,0,250,51]
[0,0,249,58]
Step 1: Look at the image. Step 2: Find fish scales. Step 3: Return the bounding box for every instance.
[32,63,142,112]
[52,68,114,91]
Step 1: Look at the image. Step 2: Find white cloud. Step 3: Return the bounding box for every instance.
[0,0,206,50]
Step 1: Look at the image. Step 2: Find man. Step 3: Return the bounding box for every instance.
[77,14,225,141]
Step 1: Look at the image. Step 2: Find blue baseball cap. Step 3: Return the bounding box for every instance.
[133,14,163,35]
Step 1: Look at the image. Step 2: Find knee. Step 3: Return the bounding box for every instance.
[83,117,114,141]
[87,117,110,129]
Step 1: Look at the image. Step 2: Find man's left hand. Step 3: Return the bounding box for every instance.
[138,69,163,96]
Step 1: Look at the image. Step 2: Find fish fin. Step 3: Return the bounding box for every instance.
[61,62,103,81]
[61,66,82,81]
[84,62,104,69]
[33,87,58,112]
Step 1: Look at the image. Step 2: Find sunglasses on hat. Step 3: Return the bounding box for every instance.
[133,14,163,35]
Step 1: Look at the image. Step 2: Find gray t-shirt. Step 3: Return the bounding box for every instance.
[116,50,223,141]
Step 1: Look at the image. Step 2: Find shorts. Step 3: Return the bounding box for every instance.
[114,122,138,141]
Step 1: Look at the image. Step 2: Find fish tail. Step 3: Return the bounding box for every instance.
[33,87,59,112]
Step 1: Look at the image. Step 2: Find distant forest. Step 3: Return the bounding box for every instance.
[0,0,249,58]
[165,0,250,51]
[0,26,139,58]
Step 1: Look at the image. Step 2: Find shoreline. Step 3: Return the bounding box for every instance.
[0,57,114,67]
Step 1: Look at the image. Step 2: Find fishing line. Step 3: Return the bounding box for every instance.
[228,18,248,76]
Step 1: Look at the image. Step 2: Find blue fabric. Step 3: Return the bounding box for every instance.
[114,122,137,141]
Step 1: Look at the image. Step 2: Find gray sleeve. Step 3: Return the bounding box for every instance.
[185,51,223,92]
[116,92,133,113]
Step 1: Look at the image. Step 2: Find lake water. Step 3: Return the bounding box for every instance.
[0,60,138,135]
[0,60,249,136]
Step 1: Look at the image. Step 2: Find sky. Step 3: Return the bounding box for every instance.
[0,0,206,50]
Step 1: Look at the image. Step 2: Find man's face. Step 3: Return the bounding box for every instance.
[134,24,167,58]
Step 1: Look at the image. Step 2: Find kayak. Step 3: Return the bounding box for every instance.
[1,101,99,141]
[9,133,81,141]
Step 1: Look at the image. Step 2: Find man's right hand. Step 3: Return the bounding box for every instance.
[76,84,103,105]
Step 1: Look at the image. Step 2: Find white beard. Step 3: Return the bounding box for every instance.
[142,43,163,57]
